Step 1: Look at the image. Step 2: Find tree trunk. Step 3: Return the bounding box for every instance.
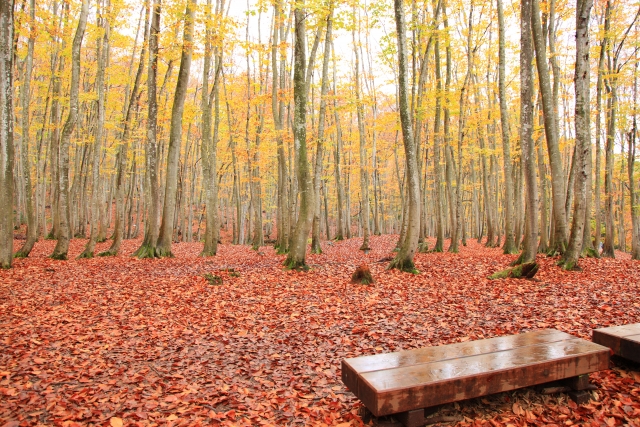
[133,0,161,258]
[79,0,112,258]
[272,0,290,253]
[559,0,593,269]
[51,0,89,260]
[389,0,420,272]
[630,59,640,259]
[513,0,538,266]
[15,0,36,258]
[0,0,15,268]
[311,8,332,254]
[101,4,149,257]
[531,0,568,254]
[603,77,617,258]
[432,17,445,253]
[536,99,550,253]
[332,42,345,241]
[593,8,608,255]
[155,0,196,257]
[497,0,517,254]
[284,3,314,270]
[353,7,370,252]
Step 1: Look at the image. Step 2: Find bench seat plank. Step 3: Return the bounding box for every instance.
[593,323,640,363]
[344,329,572,378]
[342,330,609,417]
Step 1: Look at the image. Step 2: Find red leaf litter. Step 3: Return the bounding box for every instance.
[1,236,639,426]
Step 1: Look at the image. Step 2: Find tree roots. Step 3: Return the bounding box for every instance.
[489,262,538,279]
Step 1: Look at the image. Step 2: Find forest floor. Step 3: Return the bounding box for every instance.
[1,235,640,427]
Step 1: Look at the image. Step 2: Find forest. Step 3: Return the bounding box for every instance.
[0,0,637,270]
[1,0,640,425]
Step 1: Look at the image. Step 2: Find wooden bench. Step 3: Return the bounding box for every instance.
[342,329,609,426]
[593,323,640,363]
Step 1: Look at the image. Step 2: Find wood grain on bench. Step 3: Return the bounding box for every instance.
[593,323,640,363]
[342,329,609,417]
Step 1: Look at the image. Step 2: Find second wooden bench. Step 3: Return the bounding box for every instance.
[342,329,609,427]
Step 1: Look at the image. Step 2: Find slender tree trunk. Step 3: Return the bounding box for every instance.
[251,58,265,249]
[593,10,608,255]
[497,0,517,254]
[284,3,313,270]
[630,59,640,259]
[531,0,568,254]
[101,5,148,256]
[155,0,196,257]
[15,0,36,258]
[559,0,593,270]
[332,42,345,241]
[133,0,161,258]
[51,0,89,260]
[389,0,420,272]
[603,76,617,258]
[273,0,289,253]
[441,6,458,253]
[311,8,332,254]
[514,0,538,265]
[432,16,444,252]
[200,0,214,254]
[79,0,112,258]
[353,7,371,252]
[0,0,15,268]
[536,100,550,252]
[47,4,67,241]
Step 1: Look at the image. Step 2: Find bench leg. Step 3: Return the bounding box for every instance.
[561,374,590,391]
[396,409,426,427]
[568,390,591,405]
[562,375,592,405]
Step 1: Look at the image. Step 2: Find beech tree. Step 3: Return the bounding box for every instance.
[284,1,313,270]
[531,0,569,255]
[559,0,593,270]
[156,0,197,257]
[388,0,420,272]
[14,0,36,258]
[50,0,89,260]
[0,0,14,269]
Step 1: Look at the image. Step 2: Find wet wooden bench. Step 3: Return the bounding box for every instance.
[593,323,640,363]
[342,329,609,427]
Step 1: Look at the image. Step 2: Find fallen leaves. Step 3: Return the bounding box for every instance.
[0,236,639,426]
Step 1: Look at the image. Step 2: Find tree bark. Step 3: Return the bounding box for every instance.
[15,0,36,258]
[332,41,345,241]
[432,12,445,253]
[353,6,371,252]
[155,0,197,257]
[284,2,314,270]
[515,0,538,265]
[273,0,290,253]
[51,0,89,260]
[133,0,162,258]
[497,0,517,254]
[389,0,420,272]
[79,0,112,258]
[0,0,15,268]
[559,0,593,269]
[630,58,640,259]
[531,0,568,254]
[593,6,608,255]
[311,8,333,254]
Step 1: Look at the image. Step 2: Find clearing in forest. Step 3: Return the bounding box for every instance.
[1,235,639,426]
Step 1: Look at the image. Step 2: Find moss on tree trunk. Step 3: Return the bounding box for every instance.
[489,262,538,279]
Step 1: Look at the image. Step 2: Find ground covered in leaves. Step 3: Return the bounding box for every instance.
[1,235,640,427]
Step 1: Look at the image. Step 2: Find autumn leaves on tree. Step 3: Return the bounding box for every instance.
[1,0,640,272]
